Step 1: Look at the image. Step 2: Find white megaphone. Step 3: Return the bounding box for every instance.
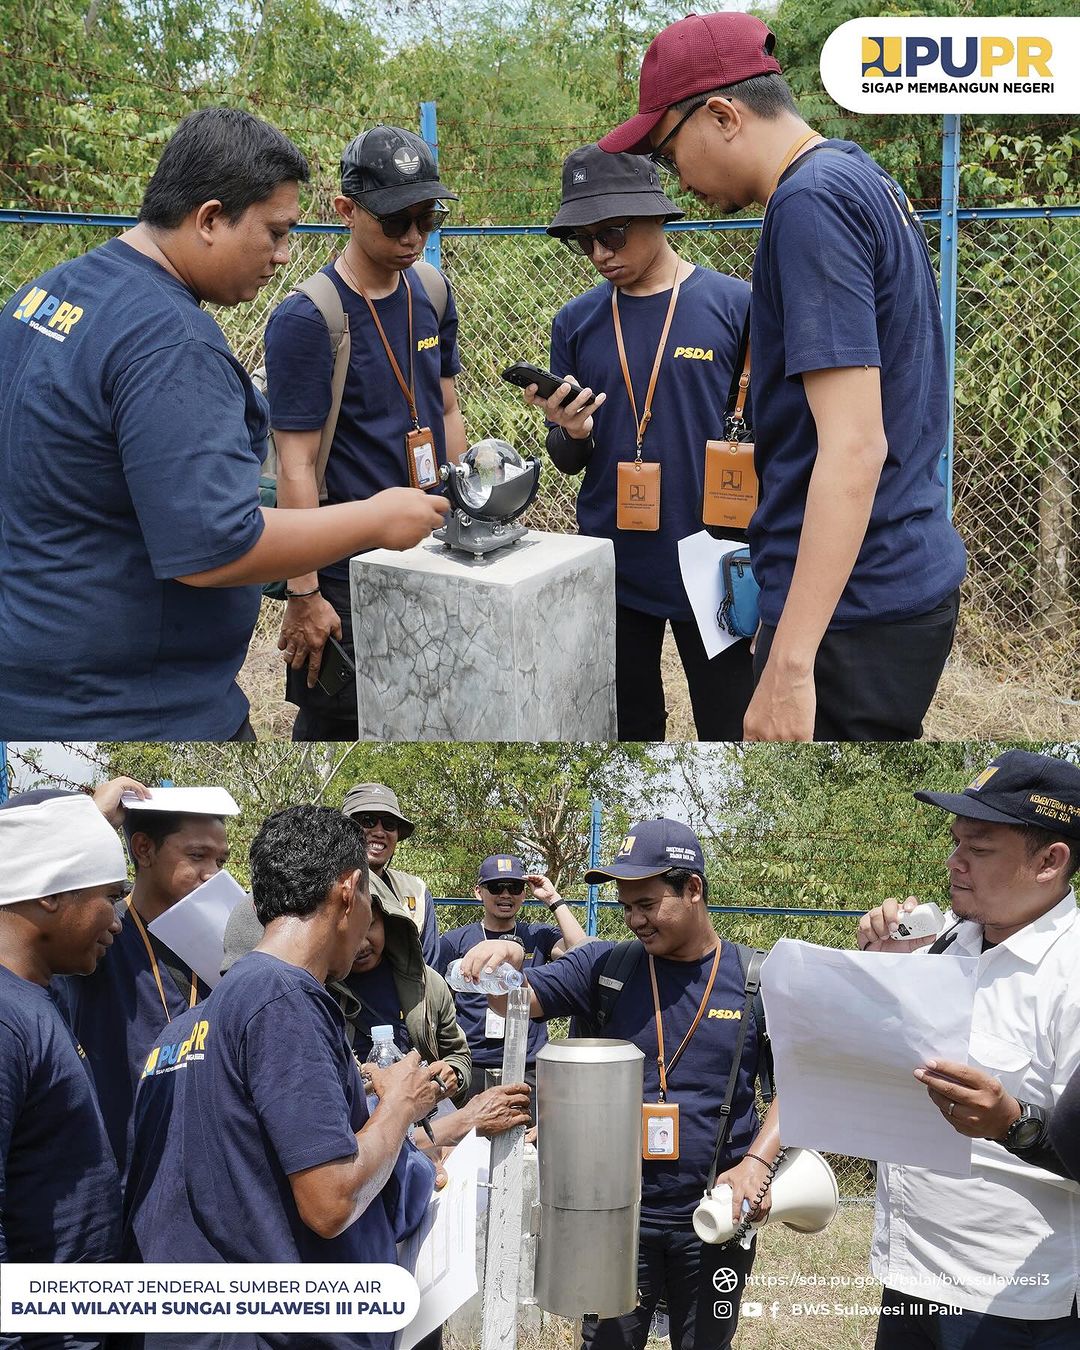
[693,1148,840,1245]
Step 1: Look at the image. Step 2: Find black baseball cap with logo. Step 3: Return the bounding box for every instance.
[547,143,684,236]
[584,817,705,883]
[340,126,460,214]
[915,749,1080,840]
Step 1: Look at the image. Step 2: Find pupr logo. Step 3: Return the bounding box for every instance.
[394,148,421,176]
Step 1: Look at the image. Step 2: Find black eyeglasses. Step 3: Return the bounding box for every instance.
[649,98,710,177]
[355,812,402,832]
[362,204,448,239]
[484,880,526,897]
[562,220,635,257]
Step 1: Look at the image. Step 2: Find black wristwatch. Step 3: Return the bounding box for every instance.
[1000,1101,1049,1154]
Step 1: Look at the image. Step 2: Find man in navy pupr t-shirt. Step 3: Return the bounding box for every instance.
[601,13,966,742]
[457,821,781,1350]
[0,108,448,740]
[0,791,129,1350]
[124,805,442,1350]
[523,143,754,741]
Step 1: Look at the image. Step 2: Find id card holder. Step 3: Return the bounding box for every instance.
[406,426,439,491]
[617,460,661,531]
[485,1007,506,1039]
[703,439,758,529]
[642,1102,680,1160]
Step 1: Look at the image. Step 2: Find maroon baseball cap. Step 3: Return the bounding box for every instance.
[599,12,782,156]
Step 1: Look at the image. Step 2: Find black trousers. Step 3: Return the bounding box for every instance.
[616,605,755,742]
[286,573,360,742]
[875,1287,1079,1349]
[753,590,960,741]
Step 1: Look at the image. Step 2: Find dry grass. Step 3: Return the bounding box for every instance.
[241,597,1080,743]
[448,1204,879,1350]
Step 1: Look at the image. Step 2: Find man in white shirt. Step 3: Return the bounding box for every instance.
[858,749,1080,1348]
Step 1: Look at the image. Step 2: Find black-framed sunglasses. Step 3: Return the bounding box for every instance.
[484,880,526,897]
[355,812,402,832]
[562,220,635,257]
[361,203,449,239]
[649,97,710,177]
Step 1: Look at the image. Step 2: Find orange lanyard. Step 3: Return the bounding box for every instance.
[648,941,722,1102]
[338,254,419,428]
[611,262,683,462]
[766,131,824,207]
[126,899,198,1022]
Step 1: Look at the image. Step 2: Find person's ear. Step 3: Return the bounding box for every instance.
[334,196,358,229]
[1036,841,1073,884]
[128,831,155,871]
[193,199,225,243]
[703,95,742,142]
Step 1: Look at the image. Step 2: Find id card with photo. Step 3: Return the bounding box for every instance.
[642,1102,680,1159]
[407,426,439,491]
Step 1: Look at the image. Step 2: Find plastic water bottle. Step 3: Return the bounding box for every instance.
[370,1025,404,1067]
[445,959,524,994]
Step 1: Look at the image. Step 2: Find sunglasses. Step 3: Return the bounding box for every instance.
[563,220,635,257]
[355,812,402,832]
[649,97,710,177]
[362,204,449,239]
[484,880,526,897]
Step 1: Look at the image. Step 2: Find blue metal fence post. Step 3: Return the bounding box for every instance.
[419,101,441,269]
[586,799,602,937]
[0,743,7,802]
[939,114,961,516]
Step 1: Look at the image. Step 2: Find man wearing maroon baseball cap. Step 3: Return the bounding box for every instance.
[602,13,966,746]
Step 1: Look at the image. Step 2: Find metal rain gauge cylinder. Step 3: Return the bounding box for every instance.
[533,1038,644,1319]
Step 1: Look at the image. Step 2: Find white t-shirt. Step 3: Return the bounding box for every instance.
[872,890,1080,1318]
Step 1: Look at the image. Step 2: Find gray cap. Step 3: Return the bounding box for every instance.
[548,143,684,235]
[341,126,459,214]
[340,783,415,840]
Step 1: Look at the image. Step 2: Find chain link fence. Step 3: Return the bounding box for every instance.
[1,201,1077,708]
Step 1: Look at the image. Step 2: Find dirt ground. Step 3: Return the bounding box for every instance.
[243,599,1080,743]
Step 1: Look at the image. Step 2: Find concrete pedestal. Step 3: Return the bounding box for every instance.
[350,530,616,741]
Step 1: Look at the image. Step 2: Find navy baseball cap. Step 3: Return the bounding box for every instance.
[477,854,528,886]
[585,818,705,883]
[915,750,1080,841]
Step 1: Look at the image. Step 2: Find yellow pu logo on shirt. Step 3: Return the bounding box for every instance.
[417,334,439,351]
[673,347,714,361]
[12,285,84,338]
[142,1020,210,1077]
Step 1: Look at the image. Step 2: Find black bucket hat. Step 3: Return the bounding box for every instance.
[547,143,684,236]
[341,126,459,215]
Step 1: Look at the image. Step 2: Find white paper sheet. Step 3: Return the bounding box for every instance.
[121,786,241,816]
[396,1129,487,1350]
[760,938,979,1174]
[676,531,747,659]
[147,870,247,989]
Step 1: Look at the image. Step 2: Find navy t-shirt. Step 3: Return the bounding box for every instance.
[750,141,966,628]
[345,962,409,1063]
[264,264,461,582]
[124,952,434,1350]
[549,265,749,619]
[0,237,266,738]
[436,921,559,1068]
[0,964,121,1283]
[526,941,760,1225]
[54,907,207,1188]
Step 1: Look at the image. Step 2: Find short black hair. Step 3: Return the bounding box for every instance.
[664,867,709,903]
[139,107,310,230]
[250,805,368,925]
[122,811,225,866]
[675,72,799,121]
[1015,824,1080,881]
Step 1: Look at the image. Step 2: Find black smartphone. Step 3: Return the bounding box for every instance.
[501,362,596,408]
[316,635,355,699]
